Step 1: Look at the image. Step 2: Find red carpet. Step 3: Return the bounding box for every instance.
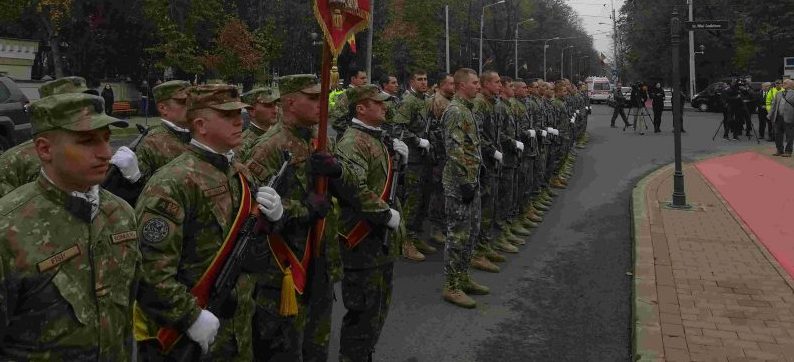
[696,152,794,279]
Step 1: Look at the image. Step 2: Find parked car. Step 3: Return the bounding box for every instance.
[586,76,611,104]
[606,86,632,107]
[0,76,31,151]
[691,82,729,112]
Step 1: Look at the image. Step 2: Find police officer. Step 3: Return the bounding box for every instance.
[134,84,283,360]
[0,93,138,360]
[334,84,408,361]
[440,68,490,309]
[102,80,192,205]
[0,76,92,197]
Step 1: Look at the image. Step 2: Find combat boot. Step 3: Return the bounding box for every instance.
[546,188,560,197]
[442,275,476,309]
[510,221,532,236]
[470,255,500,273]
[533,201,550,212]
[550,178,566,189]
[527,207,544,222]
[402,241,426,262]
[429,228,446,246]
[502,227,524,245]
[412,238,437,254]
[493,236,519,254]
[521,217,539,229]
[483,248,506,263]
[539,196,553,207]
[460,274,490,295]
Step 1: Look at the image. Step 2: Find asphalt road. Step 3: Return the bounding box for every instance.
[324,104,765,362]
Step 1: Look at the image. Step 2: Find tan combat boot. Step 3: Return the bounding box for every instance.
[510,220,532,236]
[483,246,507,263]
[493,236,519,254]
[460,274,490,295]
[412,237,437,254]
[402,241,426,262]
[470,255,500,273]
[442,275,476,309]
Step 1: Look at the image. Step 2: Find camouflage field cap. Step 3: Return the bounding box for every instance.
[278,74,321,96]
[242,87,280,105]
[39,76,89,98]
[186,84,250,112]
[347,84,391,105]
[30,93,128,134]
[153,80,191,103]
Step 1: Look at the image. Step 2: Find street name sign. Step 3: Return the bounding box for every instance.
[684,20,730,31]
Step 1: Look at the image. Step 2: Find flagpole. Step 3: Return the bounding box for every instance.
[312,42,332,255]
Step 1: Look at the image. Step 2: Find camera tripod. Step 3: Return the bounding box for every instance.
[711,108,761,144]
[626,105,652,135]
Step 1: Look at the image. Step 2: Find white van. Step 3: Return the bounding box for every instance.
[586,77,611,103]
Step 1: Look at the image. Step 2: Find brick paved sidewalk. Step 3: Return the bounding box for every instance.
[632,150,794,361]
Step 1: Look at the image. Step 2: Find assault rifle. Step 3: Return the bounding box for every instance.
[383,134,405,251]
[163,151,292,361]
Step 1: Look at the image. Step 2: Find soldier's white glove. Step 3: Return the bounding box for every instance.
[392,139,409,164]
[546,127,553,134]
[493,150,503,163]
[541,130,548,137]
[570,117,576,124]
[575,110,580,114]
[386,208,401,230]
[515,140,525,152]
[552,129,560,136]
[530,130,537,138]
[110,146,141,182]
[187,310,220,354]
[418,138,431,150]
[256,186,283,222]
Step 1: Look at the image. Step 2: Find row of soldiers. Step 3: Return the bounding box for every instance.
[329,68,590,308]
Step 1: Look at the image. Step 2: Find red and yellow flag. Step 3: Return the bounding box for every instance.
[312,0,371,58]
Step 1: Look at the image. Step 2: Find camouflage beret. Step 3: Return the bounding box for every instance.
[347,84,391,105]
[153,80,191,103]
[39,77,89,98]
[242,87,280,105]
[30,93,128,134]
[278,74,321,96]
[186,84,250,112]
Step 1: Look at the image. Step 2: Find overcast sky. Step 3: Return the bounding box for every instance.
[568,0,625,60]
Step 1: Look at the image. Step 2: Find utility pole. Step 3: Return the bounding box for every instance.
[365,0,374,79]
[612,0,619,82]
[479,1,506,74]
[445,5,450,73]
[687,0,697,101]
[561,46,573,79]
[543,37,560,81]
[514,18,534,79]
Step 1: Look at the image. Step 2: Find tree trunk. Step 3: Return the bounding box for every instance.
[49,35,64,78]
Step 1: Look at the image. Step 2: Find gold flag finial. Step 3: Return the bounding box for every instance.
[330,0,345,29]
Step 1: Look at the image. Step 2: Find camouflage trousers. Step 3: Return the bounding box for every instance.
[427,162,447,232]
[535,145,548,190]
[476,170,498,252]
[497,167,517,220]
[252,257,333,362]
[403,162,434,241]
[340,263,395,362]
[444,188,482,277]
[517,157,535,210]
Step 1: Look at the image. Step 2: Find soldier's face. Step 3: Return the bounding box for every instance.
[458,73,480,99]
[159,99,188,124]
[384,77,399,94]
[351,72,368,87]
[195,109,244,151]
[482,75,501,96]
[439,76,455,97]
[253,102,279,126]
[514,83,527,97]
[356,99,386,125]
[287,93,321,126]
[410,74,428,93]
[36,128,113,190]
[502,83,514,98]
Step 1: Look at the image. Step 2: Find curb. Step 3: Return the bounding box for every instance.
[631,163,673,362]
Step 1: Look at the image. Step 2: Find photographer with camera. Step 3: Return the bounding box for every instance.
[722,78,748,141]
[610,82,630,129]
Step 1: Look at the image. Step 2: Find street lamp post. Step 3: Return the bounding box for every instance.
[561,45,573,79]
[480,0,506,74]
[670,9,689,209]
[543,37,560,81]
[514,18,534,79]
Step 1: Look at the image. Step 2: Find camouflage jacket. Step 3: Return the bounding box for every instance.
[235,122,268,161]
[509,98,537,158]
[427,93,451,159]
[552,98,571,138]
[0,140,40,198]
[442,96,482,195]
[334,124,402,268]
[496,97,520,168]
[134,144,255,359]
[525,96,542,129]
[393,89,431,164]
[136,122,191,179]
[0,175,139,361]
[242,123,349,287]
[472,94,499,170]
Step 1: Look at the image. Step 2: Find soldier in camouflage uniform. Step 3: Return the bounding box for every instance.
[134,84,283,360]
[102,80,193,206]
[242,75,350,361]
[237,87,280,160]
[472,70,518,261]
[510,80,542,231]
[0,93,139,360]
[393,69,437,260]
[330,69,368,136]
[0,77,91,197]
[333,84,408,361]
[440,68,491,309]
[426,73,455,245]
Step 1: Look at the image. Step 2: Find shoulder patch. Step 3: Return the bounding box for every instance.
[202,185,228,198]
[111,231,138,244]
[38,244,81,273]
[155,198,182,220]
[141,218,170,244]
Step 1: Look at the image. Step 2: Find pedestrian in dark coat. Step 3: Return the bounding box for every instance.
[650,82,665,133]
[101,84,114,115]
